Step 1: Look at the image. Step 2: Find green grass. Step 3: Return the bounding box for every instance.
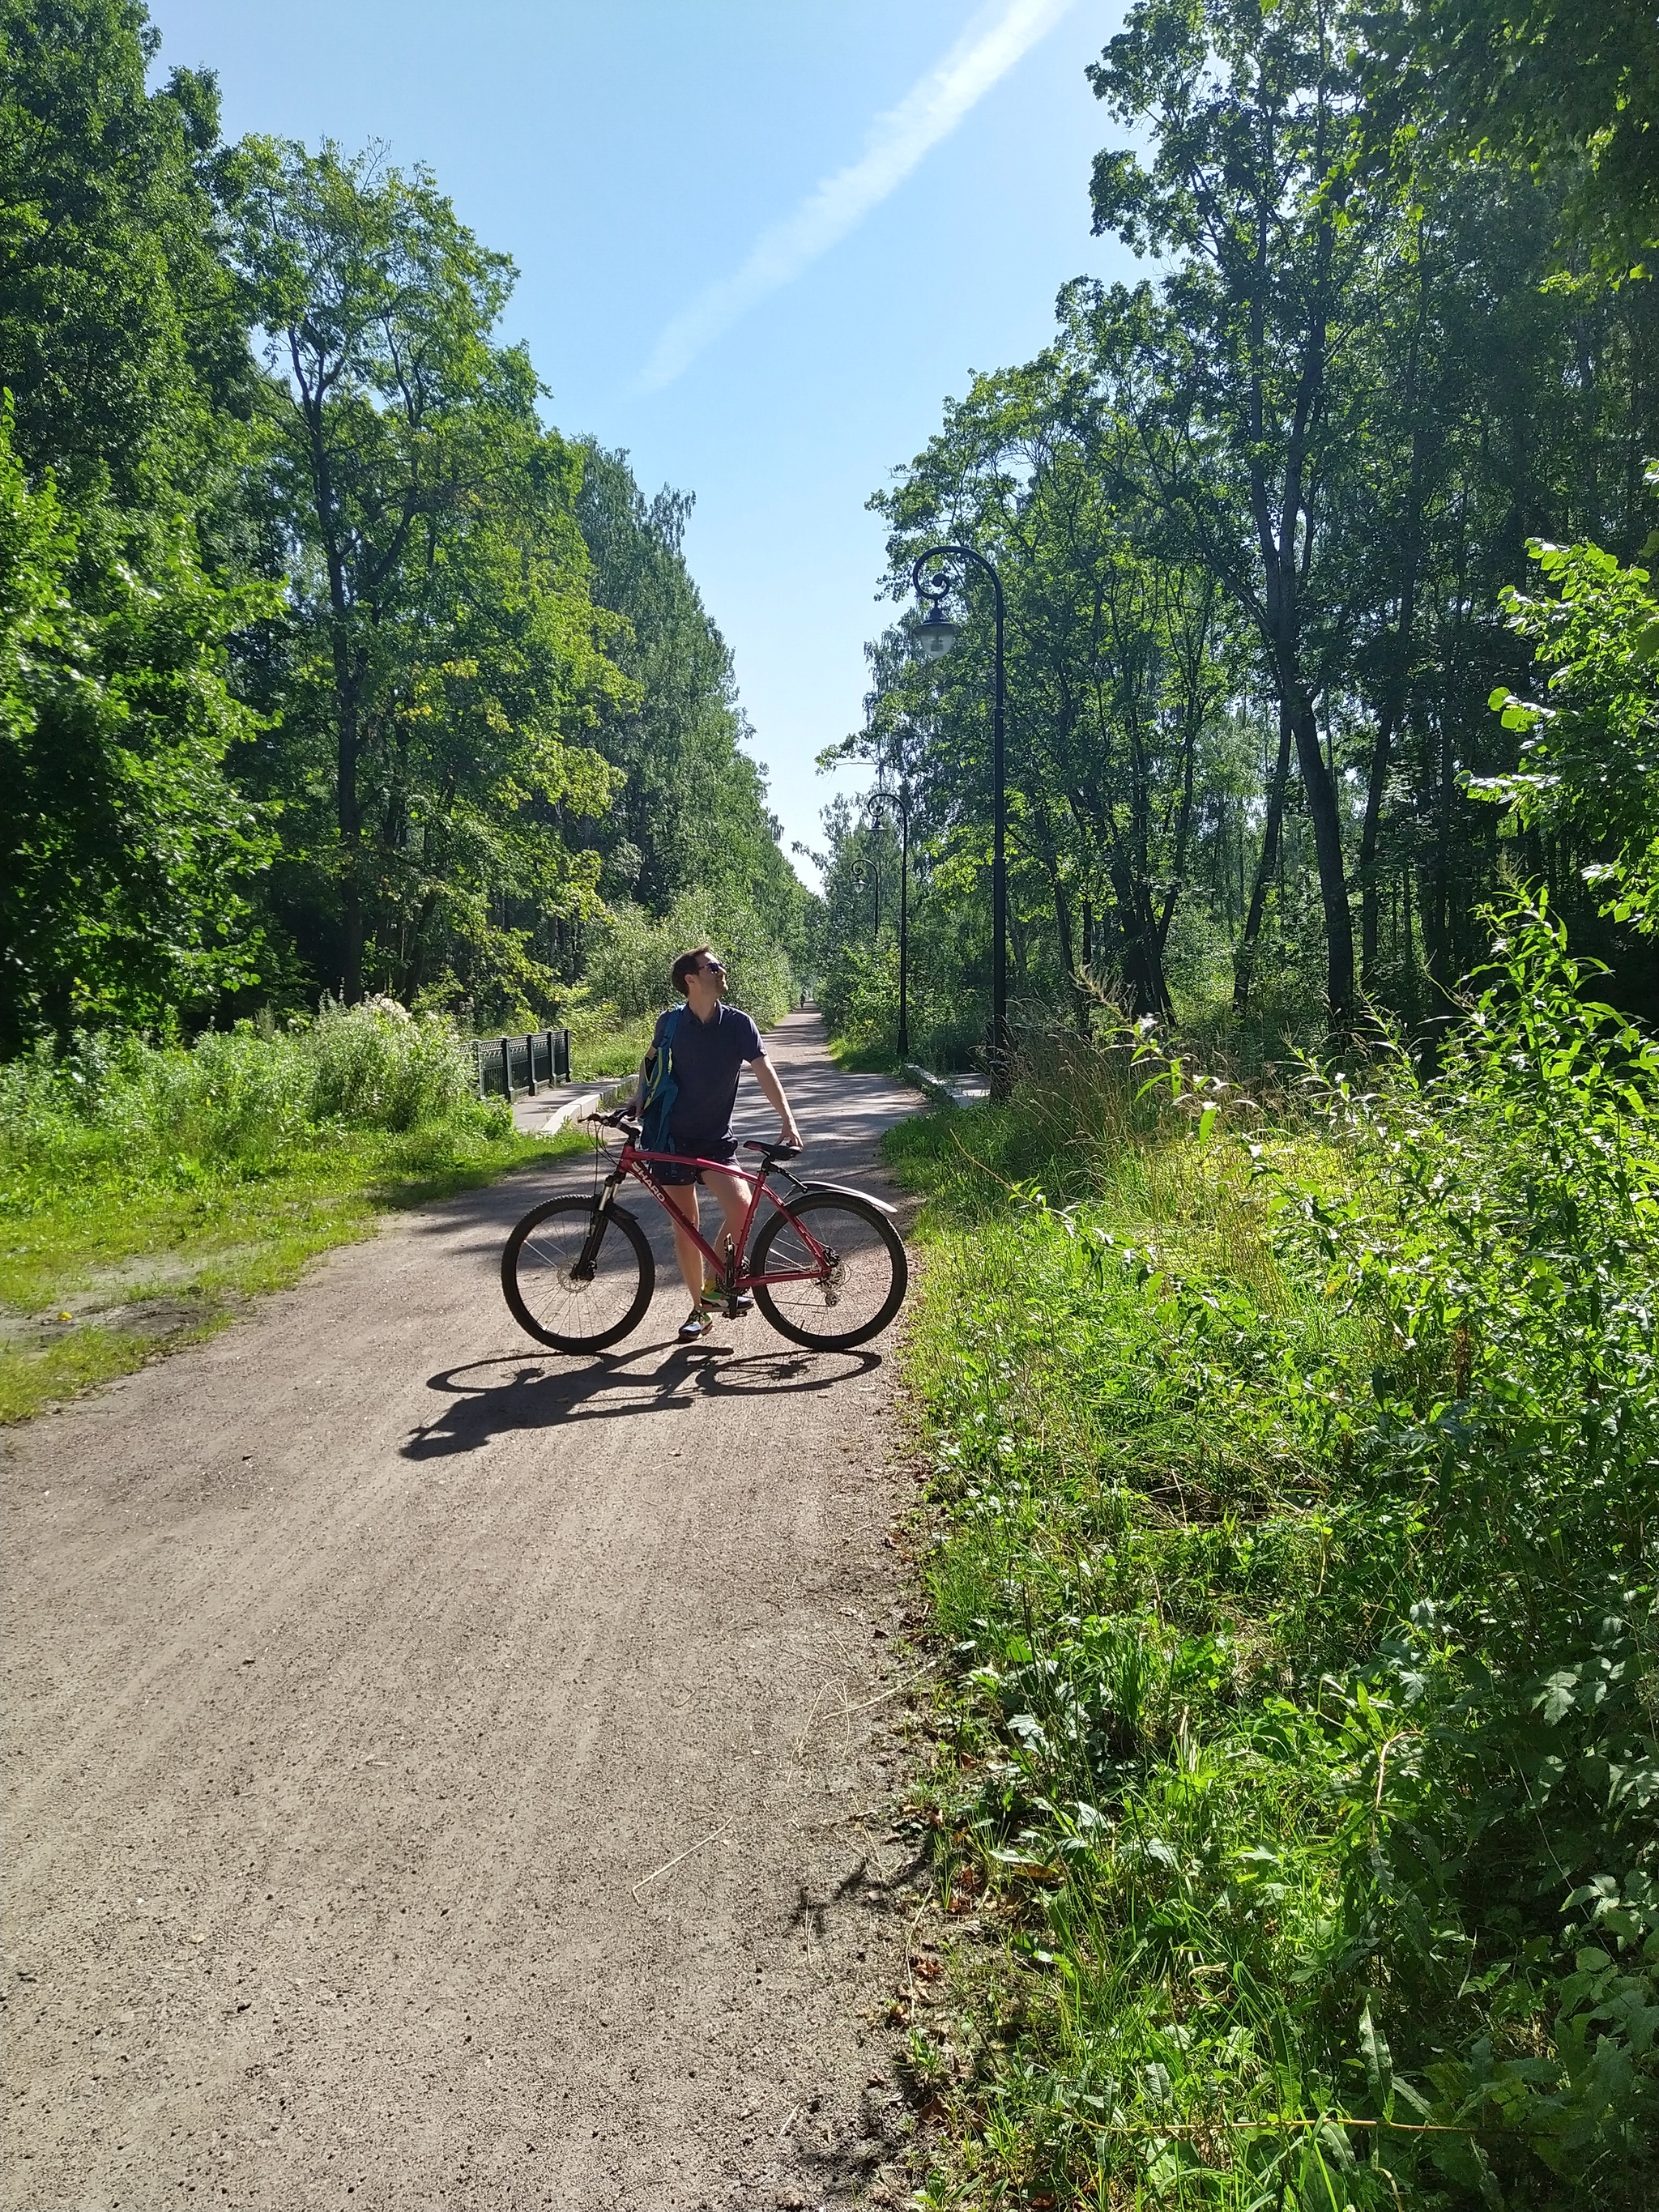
[828,1034,906,1075]
[878,930,1659,2210]
[0,1119,589,1425]
[0,1005,608,1426]
[562,1007,658,1080]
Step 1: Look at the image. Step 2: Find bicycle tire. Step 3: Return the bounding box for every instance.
[501,1196,655,1352]
[750,1190,907,1351]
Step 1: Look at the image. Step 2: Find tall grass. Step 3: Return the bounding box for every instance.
[0,1000,535,1423]
[885,903,1659,2210]
[0,996,505,1203]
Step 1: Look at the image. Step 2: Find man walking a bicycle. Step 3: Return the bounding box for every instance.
[633,946,803,1340]
[500,962,905,1356]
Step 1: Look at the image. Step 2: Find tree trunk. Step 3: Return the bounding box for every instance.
[305,386,366,1007]
[1109,859,1171,1019]
[1359,705,1395,991]
[1051,867,1090,1034]
[1156,692,1200,961]
[1423,709,1455,995]
[1233,702,1294,1016]
[1361,245,1430,997]
[1291,693,1354,1025]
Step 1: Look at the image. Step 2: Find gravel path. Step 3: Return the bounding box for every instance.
[3,1016,930,2211]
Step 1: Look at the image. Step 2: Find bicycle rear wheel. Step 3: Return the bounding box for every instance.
[750,1190,907,1351]
[501,1196,655,1352]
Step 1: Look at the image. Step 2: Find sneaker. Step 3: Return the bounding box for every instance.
[701,1282,754,1315]
[678,1307,714,1341]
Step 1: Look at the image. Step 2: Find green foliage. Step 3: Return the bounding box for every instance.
[821,936,902,1055]
[889,903,1659,2207]
[822,0,1658,1067]
[1482,516,1659,935]
[582,891,795,1032]
[1,2,806,1051]
[227,135,630,1012]
[868,356,1240,1026]
[575,441,812,961]
[0,999,500,1199]
[0,402,277,1052]
[1375,0,1659,284]
[0,0,251,512]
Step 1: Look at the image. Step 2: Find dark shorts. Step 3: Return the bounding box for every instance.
[651,1136,739,1187]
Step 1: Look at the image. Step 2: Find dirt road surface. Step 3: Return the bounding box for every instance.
[3,1016,932,2211]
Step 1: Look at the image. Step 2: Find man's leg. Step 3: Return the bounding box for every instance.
[661,1182,706,1305]
[701,1168,755,1280]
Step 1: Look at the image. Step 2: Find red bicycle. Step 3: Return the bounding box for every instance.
[500,1110,908,1354]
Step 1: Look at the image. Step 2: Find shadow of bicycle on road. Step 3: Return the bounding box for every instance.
[403,1336,881,1459]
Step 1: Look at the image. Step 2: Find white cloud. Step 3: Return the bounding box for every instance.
[639,0,1077,391]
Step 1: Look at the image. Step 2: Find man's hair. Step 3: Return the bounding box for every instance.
[671,945,715,996]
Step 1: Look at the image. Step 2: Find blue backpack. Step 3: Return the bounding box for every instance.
[638,1005,684,1153]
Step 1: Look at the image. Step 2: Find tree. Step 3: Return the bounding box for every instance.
[0,0,250,517]
[1,4,810,1044]
[873,356,1235,1021]
[1375,0,1659,283]
[1084,0,1414,1025]
[1481,507,1659,939]
[0,404,275,1050]
[574,442,811,961]
[228,138,625,1008]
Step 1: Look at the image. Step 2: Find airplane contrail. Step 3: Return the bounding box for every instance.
[639,0,1078,392]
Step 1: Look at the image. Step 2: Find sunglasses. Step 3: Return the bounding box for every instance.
[697,957,727,974]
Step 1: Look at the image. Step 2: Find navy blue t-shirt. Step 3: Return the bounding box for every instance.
[651,1002,764,1151]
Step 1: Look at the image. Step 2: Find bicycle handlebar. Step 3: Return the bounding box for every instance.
[586,1112,801,1160]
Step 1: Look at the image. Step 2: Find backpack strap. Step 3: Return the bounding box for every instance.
[639,1004,684,1150]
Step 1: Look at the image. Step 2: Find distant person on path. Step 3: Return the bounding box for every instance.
[630,947,802,1341]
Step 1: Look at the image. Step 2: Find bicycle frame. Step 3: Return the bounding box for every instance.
[574,1135,834,1293]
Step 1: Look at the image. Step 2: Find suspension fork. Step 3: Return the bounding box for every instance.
[573,1168,625,1281]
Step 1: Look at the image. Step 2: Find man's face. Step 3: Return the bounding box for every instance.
[693,953,728,999]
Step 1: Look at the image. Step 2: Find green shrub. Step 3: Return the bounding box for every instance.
[305,995,479,1131]
[892,901,1659,2210]
[821,936,986,1071]
[583,890,795,1029]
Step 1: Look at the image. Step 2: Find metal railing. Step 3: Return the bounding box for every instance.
[475,1028,572,1100]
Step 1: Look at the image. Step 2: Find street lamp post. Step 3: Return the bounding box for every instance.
[894,773,911,1063]
[911,544,1008,1096]
[872,738,915,1067]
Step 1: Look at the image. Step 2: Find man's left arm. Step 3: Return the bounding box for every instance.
[749,1051,802,1149]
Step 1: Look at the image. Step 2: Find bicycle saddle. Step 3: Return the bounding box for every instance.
[742,1138,803,1160]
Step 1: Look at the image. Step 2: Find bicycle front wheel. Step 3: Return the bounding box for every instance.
[750,1191,907,1351]
[501,1196,655,1352]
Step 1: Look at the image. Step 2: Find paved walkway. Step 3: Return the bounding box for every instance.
[510,1078,624,1138]
[2,1016,928,2211]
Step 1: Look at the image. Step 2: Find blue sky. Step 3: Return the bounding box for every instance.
[146,0,1137,880]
